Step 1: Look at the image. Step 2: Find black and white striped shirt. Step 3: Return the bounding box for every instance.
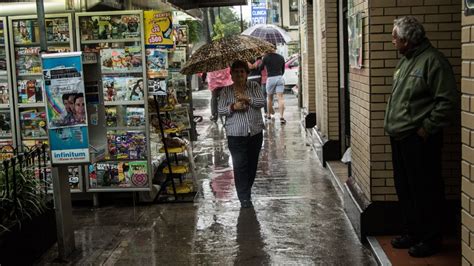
[218,81,265,137]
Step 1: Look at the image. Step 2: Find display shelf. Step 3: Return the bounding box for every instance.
[77,10,151,193]
[18,103,45,108]
[22,136,48,140]
[81,38,141,44]
[159,145,185,154]
[14,41,70,47]
[0,104,9,108]
[162,164,188,174]
[17,73,43,77]
[104,100,144,106]
[0,134,13,138]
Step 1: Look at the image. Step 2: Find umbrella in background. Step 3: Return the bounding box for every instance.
[180,35,274,75]
[242,24,292,45]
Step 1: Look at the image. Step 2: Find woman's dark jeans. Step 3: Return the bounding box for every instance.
[227,132,263,202]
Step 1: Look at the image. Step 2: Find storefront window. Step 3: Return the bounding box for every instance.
[289,0,298,26]
[268,0,281,24]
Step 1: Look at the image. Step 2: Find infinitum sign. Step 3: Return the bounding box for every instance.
[251,1,267,26]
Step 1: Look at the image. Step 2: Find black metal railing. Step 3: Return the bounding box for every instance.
[0,144,50,203]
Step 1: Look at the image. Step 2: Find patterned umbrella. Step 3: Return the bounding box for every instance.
[180,35,274,75]
[242,24,292,44]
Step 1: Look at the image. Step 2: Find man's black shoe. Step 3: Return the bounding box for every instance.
[391,235,418,249]
[408,241,441,257]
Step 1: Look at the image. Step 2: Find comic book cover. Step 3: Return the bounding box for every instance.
[148,78,167,96]
[13,20,38,44]
[120,15,140,38]
[17,79,42,103]
[125,107,145,127]
[146,48,168,79]
[100,46,142,73]
[103,77,128,101]
[47,46,71,53]
[107,130,128,160]
[127,131,147,160]
[105,106,117,127]
[129,161,148,187]
[20,109,47,138]
[16,47,41,75]
[174,26,188,46]
[169,47,186,71]
[45,18,70,42]
[0,109,12,137]
[92,162,121,187]
[0,81,9,104]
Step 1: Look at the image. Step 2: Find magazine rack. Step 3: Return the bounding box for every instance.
[76,11,152,192]
[8,13,83,193]
[0,17,16,159]
[150,95,195,202]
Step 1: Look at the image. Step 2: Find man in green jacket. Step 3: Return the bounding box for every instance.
[384,16,458,257]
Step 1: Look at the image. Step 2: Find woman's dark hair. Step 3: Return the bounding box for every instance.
[231,60,250,74]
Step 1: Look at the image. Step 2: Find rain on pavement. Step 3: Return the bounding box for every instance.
[38,90,376,265]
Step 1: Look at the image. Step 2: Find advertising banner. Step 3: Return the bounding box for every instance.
[251,1,267,26]
[144,11,174,48]
[42,52,90,165]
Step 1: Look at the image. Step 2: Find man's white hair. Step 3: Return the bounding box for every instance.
[393,16,426,45]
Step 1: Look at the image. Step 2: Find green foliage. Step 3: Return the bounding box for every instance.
[212,17,241,41]
[180,20,202,44]
[0,166,48,232]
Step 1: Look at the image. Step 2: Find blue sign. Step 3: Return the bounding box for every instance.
[42,52,90,165]
[251,1,267,26]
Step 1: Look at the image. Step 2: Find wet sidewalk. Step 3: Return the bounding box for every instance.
[38,90,376,265]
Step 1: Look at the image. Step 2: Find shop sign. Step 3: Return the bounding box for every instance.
[251,1,267,26]
[144,11,174,48]
[41,52,90,165]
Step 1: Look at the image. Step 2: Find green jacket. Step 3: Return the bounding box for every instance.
[384,39,458,138]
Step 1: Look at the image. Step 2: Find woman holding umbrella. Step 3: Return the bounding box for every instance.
[218,60,266,208]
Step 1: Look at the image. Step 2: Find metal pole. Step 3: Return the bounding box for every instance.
[52,165,75,260]
[240,5,244,33]
[36,0,47,52]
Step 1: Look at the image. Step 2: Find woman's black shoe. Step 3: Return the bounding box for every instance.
[391,235,418,249]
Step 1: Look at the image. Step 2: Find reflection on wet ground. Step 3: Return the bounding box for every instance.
[38,90,376,265]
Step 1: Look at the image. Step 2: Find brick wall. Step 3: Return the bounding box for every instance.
[349,0,371,199]
[312,0,340,140]
[366,0,461,203]
[461,2,474,264]
[301,0,316,113]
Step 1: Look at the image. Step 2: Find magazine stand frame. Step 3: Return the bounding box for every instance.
[76,11,152,192]
[8,13,84,193]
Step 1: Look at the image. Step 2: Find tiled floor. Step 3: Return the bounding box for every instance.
[376,235,460,266]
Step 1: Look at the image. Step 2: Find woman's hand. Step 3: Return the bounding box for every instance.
[233,100,249,111]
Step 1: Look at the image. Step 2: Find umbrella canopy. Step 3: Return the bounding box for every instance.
[180,35,274,75]
[241,24,292,44]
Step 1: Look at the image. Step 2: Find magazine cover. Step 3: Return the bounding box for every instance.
[146,48,168,78]
[17,79,42,103]
[126,78,144,101]
[100,46,142,73]
[0,81,9,104]
[45,18,70,42]
[148,78,167,96]
[170,72,187,103]
[16,47,41,75]
[171,106,191,129]
[89,161,147,188]
[174,26,188,46]
[20,109,47,138]
[125,107,145,127]
[129,161,148,187]
[144,11,174,48]
[0,110,12,137]
[13,20,39,44]
[169,46,186,71]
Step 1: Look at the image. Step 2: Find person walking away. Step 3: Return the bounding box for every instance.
[384,16,458,258]
[218,60,265,208]
[249,58,268,117]
[208,67,233,122]
[260,46,285,123]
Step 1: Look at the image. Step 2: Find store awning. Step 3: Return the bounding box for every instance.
[167,0,247,10]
